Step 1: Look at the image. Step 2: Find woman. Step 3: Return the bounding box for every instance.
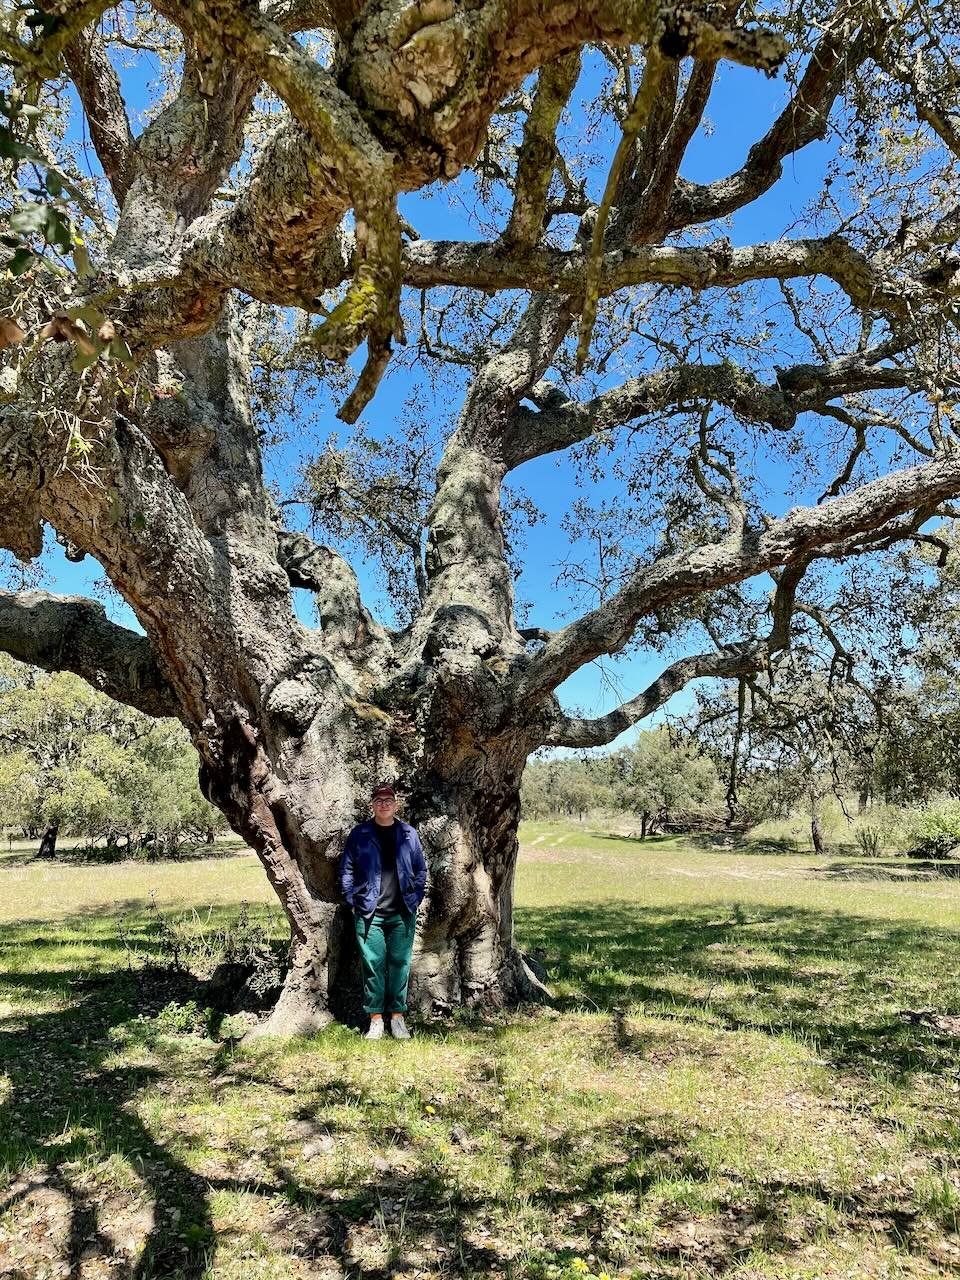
[339,783,427,1039]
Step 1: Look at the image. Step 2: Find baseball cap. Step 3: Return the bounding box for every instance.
[371,784,397,800]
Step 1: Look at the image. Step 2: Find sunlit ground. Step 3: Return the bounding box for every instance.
[2,822,960,1278]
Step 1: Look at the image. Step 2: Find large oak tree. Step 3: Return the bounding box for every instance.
[1,0,959,1032]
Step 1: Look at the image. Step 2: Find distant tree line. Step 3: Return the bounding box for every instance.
[0,657,225,858]
[521,729,722,837]
[686,531,960,851]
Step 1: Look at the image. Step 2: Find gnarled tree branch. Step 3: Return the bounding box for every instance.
[544,558,809,747]
[501,347,915,469]
[63,25,135,204]
[401,235,941,321]
[502,52,581,250]
[0,589,176,717]
[515,449,960,706]
[276,528,391,657]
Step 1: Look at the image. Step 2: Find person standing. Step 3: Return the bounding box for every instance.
[339,784,427,1040]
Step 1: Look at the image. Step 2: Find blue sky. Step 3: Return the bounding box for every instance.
[8,43,840,745]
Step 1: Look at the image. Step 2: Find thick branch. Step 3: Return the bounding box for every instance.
[276,528,391,657]
[0,590,176,717]
[665,23,871,231]
[622,53,719,243]
[544,558,808,747]
[401,235,933,321]
[544,647,764,747]
[0,0,114,74]
[516,449,960,704]
[577,44,671,368]
[502,349,913,468]
[144,0,787,350]
[502,52,580,250]
[64,26,135,204]
[875,39,960,161]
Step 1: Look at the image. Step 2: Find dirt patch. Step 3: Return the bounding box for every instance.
[0,1179,154,1279]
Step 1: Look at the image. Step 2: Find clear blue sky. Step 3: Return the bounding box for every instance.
[5,47,836,745]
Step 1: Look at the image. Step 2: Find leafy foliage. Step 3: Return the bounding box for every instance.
[522,730,721,832]
[0,655,224,851]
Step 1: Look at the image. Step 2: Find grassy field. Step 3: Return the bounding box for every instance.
[2,823,960,1279]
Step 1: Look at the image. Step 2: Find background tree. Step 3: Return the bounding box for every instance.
[2,0,960,1031]
[686,529,960,846]
[606,729,721,837]
[521,755,615,821]
[0,656,224,854]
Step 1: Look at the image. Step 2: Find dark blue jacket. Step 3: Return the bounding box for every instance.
[339,819,427,917]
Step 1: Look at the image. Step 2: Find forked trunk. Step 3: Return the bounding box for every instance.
[198,703,549,1036]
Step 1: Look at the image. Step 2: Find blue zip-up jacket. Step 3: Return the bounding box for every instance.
[339,819,427,918]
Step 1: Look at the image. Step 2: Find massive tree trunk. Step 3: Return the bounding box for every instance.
[4,0,960,1036]
[191,637,549,1035]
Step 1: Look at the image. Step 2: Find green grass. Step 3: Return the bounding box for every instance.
[2,823,960,1277]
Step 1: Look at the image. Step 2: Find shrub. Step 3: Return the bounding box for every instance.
[906,800,960,856]
[854,825,883,857]
[849,803,910,857]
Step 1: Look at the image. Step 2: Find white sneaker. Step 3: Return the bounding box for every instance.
[390,1014,411,1040]
[364,1018,385,1040]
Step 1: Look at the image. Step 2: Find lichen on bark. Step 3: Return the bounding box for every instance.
[1,0,959,1034]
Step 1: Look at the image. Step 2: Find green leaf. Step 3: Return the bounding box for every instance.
[8,202,47,236]
[0,131,43,163]
[45,171,62,198]
[108,338,134,367]
[65,304,105,328]
[73,239,91,279]
[44,207,72,253]
[6,247,36,276]
[71,347,99,374]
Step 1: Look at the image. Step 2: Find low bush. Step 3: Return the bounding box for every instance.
[905,799,960,856]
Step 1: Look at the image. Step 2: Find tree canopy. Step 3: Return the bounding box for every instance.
[2,0,960,1029]
[0,656,225,852]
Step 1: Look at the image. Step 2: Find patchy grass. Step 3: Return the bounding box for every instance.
[2,825,960,1277]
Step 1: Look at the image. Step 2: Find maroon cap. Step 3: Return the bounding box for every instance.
[371,784,396,800]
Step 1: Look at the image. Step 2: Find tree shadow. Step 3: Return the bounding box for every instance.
[0,903,285,1278]
[686,832,805,856]
[812,859,960,882]
[515,900,960,1084]
[588,831,680,848]
[0,840,251,870]
[2,899,959,1277]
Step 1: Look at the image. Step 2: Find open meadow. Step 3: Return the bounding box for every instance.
[2,824,960,1279]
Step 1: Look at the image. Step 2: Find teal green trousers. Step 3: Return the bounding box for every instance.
[354,910,417,1014]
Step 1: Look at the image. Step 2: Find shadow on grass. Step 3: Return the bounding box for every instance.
[0,902,290,1277]
[2,900,959,1276]
[0,839,252,870]
[687,832,807,856]
[587,831,683,849]
[516,900,960,1085]
[812,859,960,882]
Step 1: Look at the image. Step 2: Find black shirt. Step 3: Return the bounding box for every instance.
[374,821,404,914]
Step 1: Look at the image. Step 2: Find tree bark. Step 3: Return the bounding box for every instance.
[38,824,59,859]
[202,713,552,1035]
[811,812,825,855]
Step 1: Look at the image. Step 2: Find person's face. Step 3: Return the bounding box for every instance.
[372,794,397,823]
